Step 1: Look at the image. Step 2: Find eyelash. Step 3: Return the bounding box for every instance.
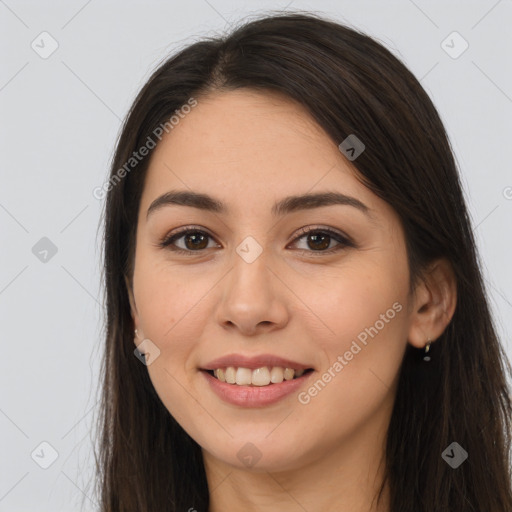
[158,225,355,257]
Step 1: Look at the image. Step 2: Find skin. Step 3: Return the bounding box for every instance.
[127,89,457,512]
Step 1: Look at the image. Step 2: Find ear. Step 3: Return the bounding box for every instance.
[407,258,457,349]
[125,274,143,344]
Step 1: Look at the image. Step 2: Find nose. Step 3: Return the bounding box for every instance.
[215,243,290,336]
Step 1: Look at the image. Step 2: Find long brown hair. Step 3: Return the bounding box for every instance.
[93,11,512,511]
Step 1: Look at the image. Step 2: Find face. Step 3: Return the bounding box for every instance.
[128,89,414,474]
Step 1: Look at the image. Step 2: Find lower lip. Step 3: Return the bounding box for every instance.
[201,370,314,407]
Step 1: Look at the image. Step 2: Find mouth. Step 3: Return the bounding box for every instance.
[202,366,315,387]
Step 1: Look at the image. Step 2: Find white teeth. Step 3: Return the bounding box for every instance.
[225,366,236,384]
[283,368,294,381]
[211,366,309,386]
[252,367,271,386]
[270,366,284,383]
[235,367,252,385]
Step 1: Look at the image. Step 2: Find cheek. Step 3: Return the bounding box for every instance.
[300,255,409,399]
[132,261,207,406]
[134,256,210,342]
[133,267,211,434]
[291,286,408,456]
[307,255,407,342]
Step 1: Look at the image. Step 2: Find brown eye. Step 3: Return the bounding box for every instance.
[290,227,354,255]
[182,232,209,250]
[305,232,331,251]
[160,228,218,254]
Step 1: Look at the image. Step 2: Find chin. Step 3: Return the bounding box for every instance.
[202,434,313,473]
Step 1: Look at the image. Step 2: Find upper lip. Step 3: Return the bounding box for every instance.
[202,353,313,371]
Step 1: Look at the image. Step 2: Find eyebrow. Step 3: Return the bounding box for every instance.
[146,190,372,220]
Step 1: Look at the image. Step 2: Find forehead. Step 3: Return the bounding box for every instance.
[141,89,377,216]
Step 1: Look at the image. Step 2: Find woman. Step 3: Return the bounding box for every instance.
[93,11,512,512]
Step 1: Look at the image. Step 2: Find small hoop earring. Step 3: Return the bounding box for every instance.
[423,338,432,362]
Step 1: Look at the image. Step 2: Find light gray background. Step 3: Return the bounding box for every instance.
[1,1,511,510]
